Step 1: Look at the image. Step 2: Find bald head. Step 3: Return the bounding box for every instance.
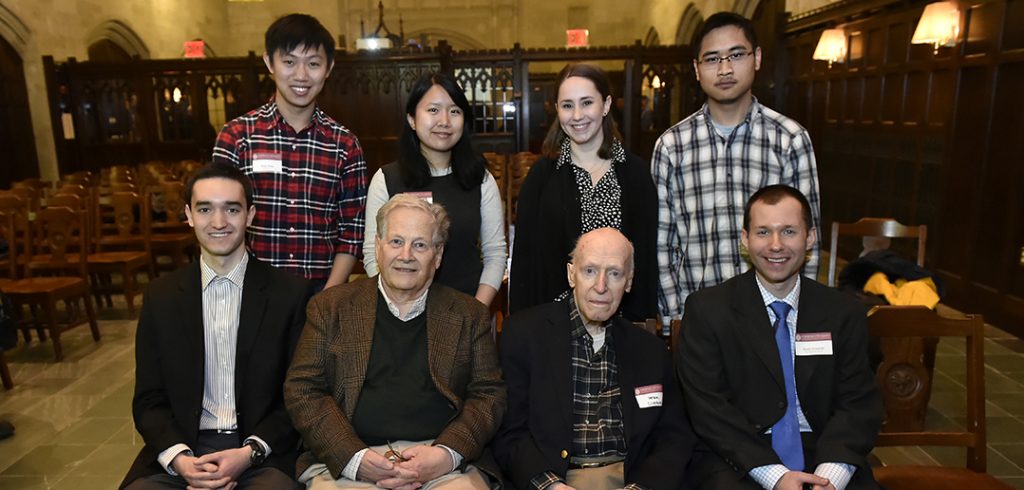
[568,228,635,325]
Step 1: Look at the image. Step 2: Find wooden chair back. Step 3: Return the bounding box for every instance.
[157,181,189,228]
[8,186,40,212]
[827,217,926,287]
[0,195,31,275]
[27,206,89,278]
[868,306,987,471]
[94,191,151,254]
[508,151,540,225]
[61,171,93,186]
[0,211,18,278]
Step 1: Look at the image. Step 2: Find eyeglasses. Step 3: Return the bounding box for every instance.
[385,441,408,463]
[698,51,754,66]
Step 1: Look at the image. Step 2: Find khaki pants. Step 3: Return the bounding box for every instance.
[303,440,490,490]
[565,461,625,490]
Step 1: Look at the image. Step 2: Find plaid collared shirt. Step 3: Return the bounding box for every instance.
[213,101,367,280]
[652,99,820,321]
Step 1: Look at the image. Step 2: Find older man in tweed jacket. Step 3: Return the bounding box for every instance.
[285,194,506,490]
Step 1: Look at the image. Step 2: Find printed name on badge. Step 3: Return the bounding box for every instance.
[634,384,663,408]
[252,152,283,173]
[795,332,833,356]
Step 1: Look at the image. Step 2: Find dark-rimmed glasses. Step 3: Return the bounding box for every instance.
[698,51,754,66]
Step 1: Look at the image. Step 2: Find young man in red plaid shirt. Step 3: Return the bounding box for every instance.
[213,14,367,291]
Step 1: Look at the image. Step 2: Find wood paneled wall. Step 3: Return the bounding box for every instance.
[782,0,1024,335]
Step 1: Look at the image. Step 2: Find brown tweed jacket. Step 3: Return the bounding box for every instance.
[284,278,507,478]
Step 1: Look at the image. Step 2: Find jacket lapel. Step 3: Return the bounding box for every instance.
[341,280,379,415]
[794,279,825,400]
[178,263,206,411]
[612,319,647,450]
[543,303,574,430]
[235,258,269,398]
[426,286,460,399]
[734,271,786,392]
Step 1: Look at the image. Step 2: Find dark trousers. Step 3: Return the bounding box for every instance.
[124,432,300,490]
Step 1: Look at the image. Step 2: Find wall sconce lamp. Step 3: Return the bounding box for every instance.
[812,28,847,68]
[911,1,961,53]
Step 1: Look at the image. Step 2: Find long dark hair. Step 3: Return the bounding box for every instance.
[541,63,622,160]
[397,73,486,190]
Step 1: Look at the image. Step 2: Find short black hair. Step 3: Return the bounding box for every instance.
[184,163,254,209]
[265,13,335,63]
[743,184,813,232]
[693,12,758,60]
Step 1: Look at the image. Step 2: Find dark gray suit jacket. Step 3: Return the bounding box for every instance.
[676,270,881,489]
[122,257,312,488]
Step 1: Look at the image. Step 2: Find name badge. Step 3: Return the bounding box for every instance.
[795,332,833,356]
[634,384,663,409]
[252,152,283,173]
[405,191,433,204]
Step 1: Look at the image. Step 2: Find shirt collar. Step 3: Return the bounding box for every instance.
[200,253,249,291]
[377,278,430,321]
[554,137,627,170]
[267,99,329,136]
[568,294,613,339]
[701,95,762,130]
[754,273,801,313]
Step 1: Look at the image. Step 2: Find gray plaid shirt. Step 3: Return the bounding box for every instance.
[652,99,821,321]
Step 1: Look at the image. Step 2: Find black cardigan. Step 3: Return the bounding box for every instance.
[509,151,658,321]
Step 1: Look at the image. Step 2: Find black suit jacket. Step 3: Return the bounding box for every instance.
[494,302,694,490]
[121,257,312,488]
[676,271,880,489]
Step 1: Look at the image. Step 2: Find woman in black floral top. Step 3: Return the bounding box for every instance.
[510,63,658,321]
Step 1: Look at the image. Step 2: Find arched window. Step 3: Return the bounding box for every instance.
[675,3,706,48]
[86,20,150,60]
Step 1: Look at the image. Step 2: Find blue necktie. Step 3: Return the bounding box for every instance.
[770,300,804,471]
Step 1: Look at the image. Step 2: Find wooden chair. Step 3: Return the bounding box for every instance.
[827,217,926,288]
[0,350,10,389]
[147,182,196,273]
[508,151,540,226]
[8,186,40,213]
[87,191,154,317]
[0,211,17,388]
[868,305,1011,489]
[5,206,100,361]
[632,318,676,351]
[0,200,30,279]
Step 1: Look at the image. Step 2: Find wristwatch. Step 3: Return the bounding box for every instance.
[244,439,266,466]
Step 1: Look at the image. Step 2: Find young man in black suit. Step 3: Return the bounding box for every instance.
[495,227,693,490]
[677,185,880,490]
[122,164,312,489]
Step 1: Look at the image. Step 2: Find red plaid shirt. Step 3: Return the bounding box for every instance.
[212,101,367,280]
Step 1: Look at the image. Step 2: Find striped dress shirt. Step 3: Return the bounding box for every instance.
[652,99,821,322]
[199,254,248,431]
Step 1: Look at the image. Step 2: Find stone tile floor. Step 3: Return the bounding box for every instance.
[1,298,1022,489]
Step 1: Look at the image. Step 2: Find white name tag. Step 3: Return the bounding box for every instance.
[252,152,283,173]
[634,384,663,408]
[405,191,433,204]
[795,332,833,356]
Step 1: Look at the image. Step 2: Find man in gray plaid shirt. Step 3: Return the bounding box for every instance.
[652,12,821,322]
